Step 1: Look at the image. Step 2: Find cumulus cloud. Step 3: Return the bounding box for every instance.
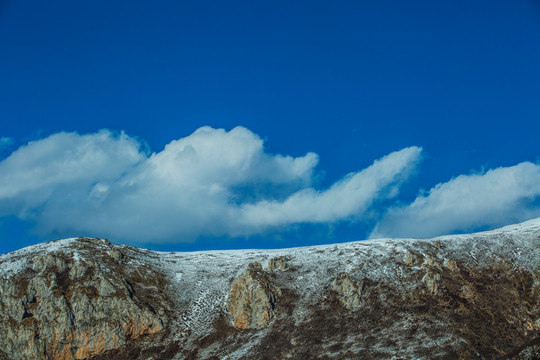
[370,162,540,239]
[0,126,422,242]
[0,130,144,216]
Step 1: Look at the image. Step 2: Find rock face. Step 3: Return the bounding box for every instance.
[268,256,288,271]
[0,238,169,360]
[403,249,424,266]
[226,262,281,329]
[332,273,364,309]
[1,219,540,359]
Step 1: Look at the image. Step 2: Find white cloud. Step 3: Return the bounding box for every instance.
[0,126,422,242]
[0,130,144,215]
[235,146,422,235]
[370,162,540,239]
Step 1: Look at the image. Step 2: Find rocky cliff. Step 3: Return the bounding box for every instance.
[1,219,540,359]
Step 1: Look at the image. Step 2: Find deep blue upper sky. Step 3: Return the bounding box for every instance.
[1,0,539,253]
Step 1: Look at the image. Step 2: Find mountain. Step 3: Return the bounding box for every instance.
[1,219,539,359]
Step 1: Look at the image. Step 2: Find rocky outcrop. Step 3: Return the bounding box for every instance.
[422,270,442,295]
[0,238,169,360]
[268,256,288,271]
[403,249,424,266]
[332,272,365,309]
[227,262,281,329]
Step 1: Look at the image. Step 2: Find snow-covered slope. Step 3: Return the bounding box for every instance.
[1,218,540,359]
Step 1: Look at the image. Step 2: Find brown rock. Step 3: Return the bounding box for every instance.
[332,273,365,309]
[422,270,442,295]
[0,239,167,360]
[445,258,459,271]
[423,254,442,269]
[227,262,281,329]
[404,250,424,266]
[268,256,288,271]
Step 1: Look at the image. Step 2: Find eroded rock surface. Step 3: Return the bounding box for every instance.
[227,262,281,329]
[404,249,424,266]
[268,256,288,271]
[0,238,169,360]
[332,272,365,309]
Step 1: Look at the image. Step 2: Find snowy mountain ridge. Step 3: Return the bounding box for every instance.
[0,218,539,359]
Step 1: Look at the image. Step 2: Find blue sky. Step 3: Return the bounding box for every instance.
[1,0,539,253]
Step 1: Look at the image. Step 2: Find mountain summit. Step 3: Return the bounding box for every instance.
[1,219,539,359]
